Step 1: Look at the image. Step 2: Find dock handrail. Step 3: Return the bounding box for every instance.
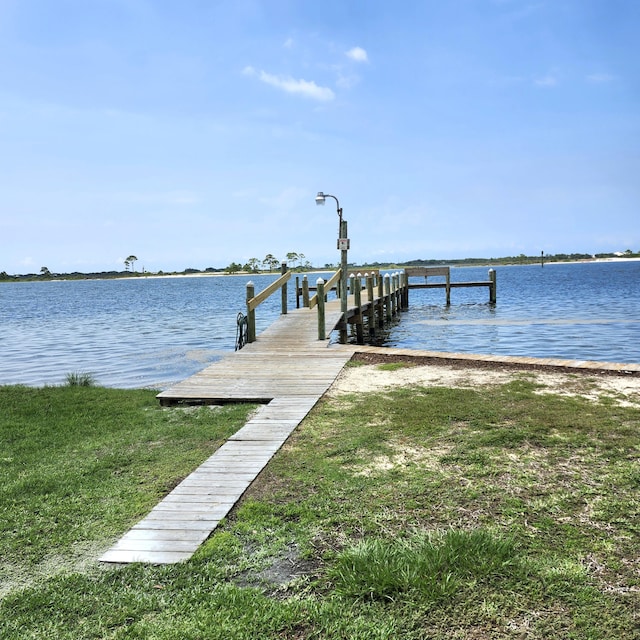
[309,269,342,309]
[405,266,496,304]
[245,264,291,343]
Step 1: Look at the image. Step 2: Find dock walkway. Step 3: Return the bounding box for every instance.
[100,302,355,564]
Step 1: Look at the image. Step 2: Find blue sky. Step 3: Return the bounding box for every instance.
[1,0,638,274]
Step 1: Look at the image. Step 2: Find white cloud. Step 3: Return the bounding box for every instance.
[346,46,369,63]
[283,37,294,49]
[534,74,558,87]
[243,66,334,101]
[586,73,614,84]
[112,190,200,206]
[336,74,359,89]
[258,186,308,210]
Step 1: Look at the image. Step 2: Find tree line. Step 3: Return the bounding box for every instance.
[3,249,639,282]
[224,252,313,274]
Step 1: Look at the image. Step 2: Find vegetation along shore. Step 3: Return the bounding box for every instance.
[1,356,639,638]
[2,250,639,282]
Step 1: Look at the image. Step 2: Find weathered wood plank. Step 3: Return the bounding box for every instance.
[110,538,204,552]
[142,516,229,528]
[115,528,212,542]
[100,549,194,564]
[101,298,360,565]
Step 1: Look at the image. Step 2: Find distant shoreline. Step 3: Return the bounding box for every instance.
[2,257,639,283]
[66,256,640,280]
[543,257,640,266]
[138,257,640,280]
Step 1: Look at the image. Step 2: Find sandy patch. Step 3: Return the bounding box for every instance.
[327,362,640,407]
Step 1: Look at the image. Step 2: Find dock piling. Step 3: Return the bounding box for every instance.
[281,263,288,315]
[489,269,497,304]
[302,275,309,307]
[316,278,326,340]
[377,273,384,327]
[366,273,375,336]
[354,274,364,344]
[384,273,392,322]
[246,281,256,343]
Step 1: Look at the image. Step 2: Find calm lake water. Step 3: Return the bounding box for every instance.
[1,261,638,389]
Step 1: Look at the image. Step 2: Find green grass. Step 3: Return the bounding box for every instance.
[375,362,416,372]
[1,378,639,639]
[0,385,255,576]
[64,372,96,387]
[329,528,519,602]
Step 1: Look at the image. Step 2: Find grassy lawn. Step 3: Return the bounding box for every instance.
[0,385,255,590]
[1,372,638,639]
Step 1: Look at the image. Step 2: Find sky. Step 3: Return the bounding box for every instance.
[1,0,639,274]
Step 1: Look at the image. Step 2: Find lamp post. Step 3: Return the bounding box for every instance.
[316,191,349,343]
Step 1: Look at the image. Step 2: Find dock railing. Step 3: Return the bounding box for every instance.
[245,264,495,346]
[313,270,408,342]
[405,266,496,304]
[308,269,342,309]
[245,263,291,343]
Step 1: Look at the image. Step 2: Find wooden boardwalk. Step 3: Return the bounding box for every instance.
[100,302,355,564]
[156,302,350,405]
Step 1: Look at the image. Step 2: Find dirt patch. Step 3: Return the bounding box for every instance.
[350,441,450,477]
[326,353,640,407]
[1,542,112,599]
[234,543,320,596]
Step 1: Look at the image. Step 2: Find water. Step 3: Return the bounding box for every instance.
[389,261,640,364]
[1,261,638,389]
[1,274,291,390]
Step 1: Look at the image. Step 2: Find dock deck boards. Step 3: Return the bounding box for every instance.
[100,303,356,564]
[156,303,349,404]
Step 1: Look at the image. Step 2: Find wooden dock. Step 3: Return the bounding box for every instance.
[157,303,350,405]
[100,302,356,564]
[100,268,423,564]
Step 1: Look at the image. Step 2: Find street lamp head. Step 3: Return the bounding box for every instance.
[315,191,339,211]
[315,191,343,238]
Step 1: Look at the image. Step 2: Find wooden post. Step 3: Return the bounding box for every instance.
[384,273,392,322]
[377,272,384,327]
[246,281,256,343]
[281,263,288,315]
[403,271,410,309]
[366,273,375,336]
[489,269,497,304]
[317,278,326,340]
[445,269,451,306]
[302,275,310,307]
[391,273,397,316]
[354,274,364,344]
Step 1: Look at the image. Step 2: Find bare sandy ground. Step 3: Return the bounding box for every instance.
[327,360,640,407]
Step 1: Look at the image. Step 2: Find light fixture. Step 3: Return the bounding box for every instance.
[315,192,342,234]
[315,190,348,343]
